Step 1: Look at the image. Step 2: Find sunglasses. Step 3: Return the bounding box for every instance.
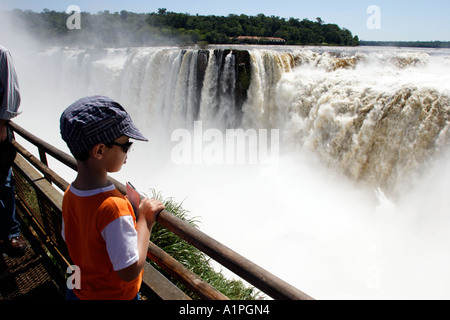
[109,141,134,153]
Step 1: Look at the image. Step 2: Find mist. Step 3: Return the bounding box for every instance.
[2,11,450,301]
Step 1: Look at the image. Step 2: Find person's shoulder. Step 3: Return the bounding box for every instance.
[0,46,10,58]
[96,191,133,229]
[101,189,133,217]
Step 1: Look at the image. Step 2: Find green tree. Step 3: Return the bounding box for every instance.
[7,9,361,47]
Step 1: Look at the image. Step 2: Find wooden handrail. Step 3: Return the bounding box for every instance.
[10,121,78,172]
[11,139,70,192]
[8,121,314,300]
[157,211,313,300]
[147,241,229,300]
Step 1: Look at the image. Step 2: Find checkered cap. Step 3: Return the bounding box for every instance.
[60,96,148,155]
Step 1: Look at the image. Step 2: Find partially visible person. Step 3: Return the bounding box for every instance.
[0,45,26,254]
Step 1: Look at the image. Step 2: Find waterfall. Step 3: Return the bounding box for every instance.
[243,47,450,193]
[17,46,450,194]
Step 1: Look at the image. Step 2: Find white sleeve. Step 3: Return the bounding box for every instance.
[101,216,139,271]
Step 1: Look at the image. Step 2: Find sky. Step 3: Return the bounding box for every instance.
[1,0,449,41]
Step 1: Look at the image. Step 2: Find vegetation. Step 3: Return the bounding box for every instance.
[7,8,360,47]
[148,190,261,300]
[360,40,450,48]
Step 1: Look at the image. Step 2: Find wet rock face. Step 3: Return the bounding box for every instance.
[194,49,251,125]
[234,50,252,117]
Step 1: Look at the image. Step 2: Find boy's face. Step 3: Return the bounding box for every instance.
[103,135,130,173]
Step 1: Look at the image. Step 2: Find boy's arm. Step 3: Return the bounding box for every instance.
[116,198,164,282]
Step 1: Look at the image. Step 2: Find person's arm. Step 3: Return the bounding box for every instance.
[116,198,164,282]
[0,48,21,122]
[0,119,7,143]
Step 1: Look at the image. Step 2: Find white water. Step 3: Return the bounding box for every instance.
[9,45,450,300]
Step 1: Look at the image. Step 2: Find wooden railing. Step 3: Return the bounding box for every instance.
[9,121,314,301]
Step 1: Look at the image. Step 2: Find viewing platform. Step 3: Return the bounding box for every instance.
[0,122,313,301]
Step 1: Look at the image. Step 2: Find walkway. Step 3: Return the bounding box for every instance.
[0,205,64,300]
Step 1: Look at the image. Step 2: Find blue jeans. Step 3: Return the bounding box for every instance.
[0,168,20,240]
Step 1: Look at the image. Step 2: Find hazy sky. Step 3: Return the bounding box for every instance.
[1,0,449,41]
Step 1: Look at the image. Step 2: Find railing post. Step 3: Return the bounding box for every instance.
[38,147,48,167]
[38,147,53,184]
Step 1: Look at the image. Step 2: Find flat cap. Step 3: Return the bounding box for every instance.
[60,96,147,155]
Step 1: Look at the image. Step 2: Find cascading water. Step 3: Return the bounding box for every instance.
[11,45,450,299]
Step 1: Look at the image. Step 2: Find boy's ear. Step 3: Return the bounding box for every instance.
[91,143,106,160]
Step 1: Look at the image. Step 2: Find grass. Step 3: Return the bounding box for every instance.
[147,190,262,300]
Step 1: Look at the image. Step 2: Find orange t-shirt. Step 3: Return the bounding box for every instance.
[62,185,143,300]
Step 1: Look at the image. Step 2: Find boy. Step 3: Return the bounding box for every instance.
[60,96,164,300]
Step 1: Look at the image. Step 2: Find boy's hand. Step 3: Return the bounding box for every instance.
[139,198,165,227]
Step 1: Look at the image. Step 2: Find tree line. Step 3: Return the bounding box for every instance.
[360,41,450,49]
[8,8,360,47]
